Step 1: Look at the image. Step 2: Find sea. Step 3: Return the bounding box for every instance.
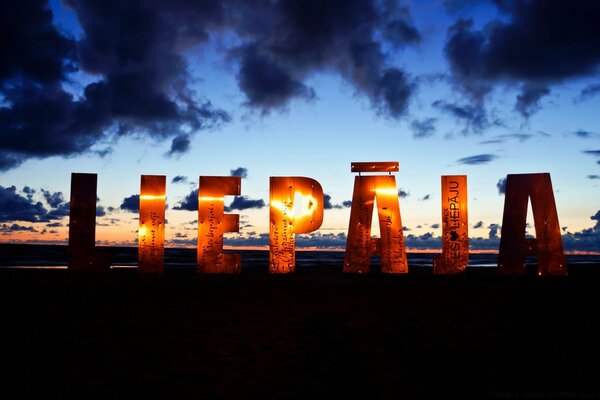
[1,243,599,271]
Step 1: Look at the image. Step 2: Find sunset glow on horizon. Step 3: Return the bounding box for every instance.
[1,1,599,254]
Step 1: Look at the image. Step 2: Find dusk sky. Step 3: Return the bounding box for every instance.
[1,0,599,252]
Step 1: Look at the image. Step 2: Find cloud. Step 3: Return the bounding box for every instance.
[444,2,600,115]
[473,220,484,229]
[230,167,248,179]
[1,223,38,234]
[410,118,437,138]
[456,154,497,165]
[0,0,229,171]
[398,189,409,198]
[497,178,507,195]
[583,150,600,163]
[323,194,344,210]
[166,134,191,157]
[488,223,500,240]
[432,100,489,133]
[572,129,597,139]
[588,175,600,180]
[479,133,533,145]
[515,84,550,118]
[120,194,140,213]
[342,200,352,208]
[225,196,266,211]
[173,189,198,211]
[171,175,188,184]
[562,210,600,252]
[0,185,48,222]
[430,223,440,229]
[229,0,419,117]
[419,194,432,201]
[578,83,600,101]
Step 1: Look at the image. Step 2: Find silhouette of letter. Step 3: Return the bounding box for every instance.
[197,176,241,273]
[138,175,166,274]
[433,175,468,274]
[270,177,324,273]
[344,162,407,273]
[498,173,566,275]
[69,173,97,271]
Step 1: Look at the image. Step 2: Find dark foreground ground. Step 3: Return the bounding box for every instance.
[1,265,600,399]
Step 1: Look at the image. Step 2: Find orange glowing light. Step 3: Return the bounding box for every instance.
[197,176,241,273]
[270,177,324,273]
[138,175,166,274]
[498,173,567,276]
[433,175,468,274]
[344,163,407,273]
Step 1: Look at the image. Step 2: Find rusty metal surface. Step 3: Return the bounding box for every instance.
[270,177,324,273]
[68,173,98,271]
[197,176,241,273]
[497,173,567,275]
[351,162,399,173]
[434,175,468,274]
[138,175,166,274]
[344,175,407,273]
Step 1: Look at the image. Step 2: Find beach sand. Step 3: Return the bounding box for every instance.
[1,265,599,398]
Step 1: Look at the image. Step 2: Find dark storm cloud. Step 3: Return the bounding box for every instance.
[445,1,600,116]
[120,194,140,213]
[432,100,488,133]
[1,223,38,234]
[41,189,65,208]
[0,0,422,171]
[0,0,229,170]
[410,118,437,138]
[488,223,500,239]
[174,189,198,211]
[229,0,419,117]
[456,154,497,165]
[166,134,191,157]
[514,84,550,119]
[323,194,344,210]
[0,186,48,222]
[562,210,600,252]
[230,167,248,179]
[171,175,188,184]
[497,177,507,195]
[225,196,265,211]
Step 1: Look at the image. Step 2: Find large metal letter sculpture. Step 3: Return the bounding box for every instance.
[138,175,166,274]
[270,177,324,273]
[69,173,97,271]
[433,175,469,274]
[197,176,241,273]
[498,173,567,276]
[343,162,408,273]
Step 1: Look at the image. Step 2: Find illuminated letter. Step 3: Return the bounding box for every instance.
[344,162,407,273]
[433,175,468,274]
[498,173,566,276]
[68,173,97,271]
[270,177,324,273]
[197,176,241,273]
[138,175,166,274]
